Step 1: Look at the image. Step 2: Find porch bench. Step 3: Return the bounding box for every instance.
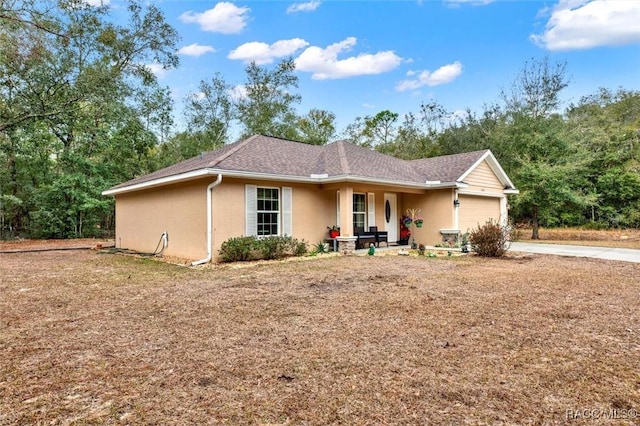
[354,227,376,249]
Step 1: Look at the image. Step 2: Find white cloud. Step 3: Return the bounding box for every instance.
[395,61,463,92]
[146,63,168,79]
[179,2,250,34]
[178,43,216,57]
[287,1,321,13]
[189,91,206,101]
[229,84,248,101]
[228,39,309,64]
[294,37,403,80]
[531,0,640,50]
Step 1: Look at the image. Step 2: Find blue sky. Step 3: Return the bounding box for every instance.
[111,0,640,139]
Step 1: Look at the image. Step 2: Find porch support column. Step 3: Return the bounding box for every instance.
[338,186,354,236]
[336,186,356,255]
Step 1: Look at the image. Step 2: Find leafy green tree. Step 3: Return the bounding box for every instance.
[363,110,398,147]
[376,101,450,159]
[566,88,640,227]
[499,57,573,238]
[297,108,336,145]
[236,58,301,140]
[0,0,179,238]
[184,73,234,148]
[342,110,399,149]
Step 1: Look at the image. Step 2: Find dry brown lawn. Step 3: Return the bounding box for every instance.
[517,228,640,250]
[1,248,640,425]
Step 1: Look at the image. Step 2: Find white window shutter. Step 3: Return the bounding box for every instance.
[282,187,292,236]
[245,184,257,236]
[368,192,375,229]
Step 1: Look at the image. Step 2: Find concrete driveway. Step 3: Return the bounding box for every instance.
[509,242,640,263]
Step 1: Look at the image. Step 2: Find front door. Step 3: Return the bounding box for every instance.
[384,193,398,243]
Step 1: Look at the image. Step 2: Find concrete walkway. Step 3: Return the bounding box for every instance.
[509,242,640,263]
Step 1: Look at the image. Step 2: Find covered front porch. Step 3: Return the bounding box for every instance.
[323,184,467,254]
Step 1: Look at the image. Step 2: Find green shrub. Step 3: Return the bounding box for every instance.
[469,220,510,257]
[294,240,309,256]
[219,236,260,262]
[219,235,308,262]
[260,235,290,260]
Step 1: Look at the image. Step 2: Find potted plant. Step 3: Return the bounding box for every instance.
[398,217,411,245]
[460,232,470,253]
[418,243,426,255]
[402,215,413,227]
[414,217,424,228]
[327,225,340,238]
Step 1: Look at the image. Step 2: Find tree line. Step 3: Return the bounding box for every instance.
[1,2,638,239]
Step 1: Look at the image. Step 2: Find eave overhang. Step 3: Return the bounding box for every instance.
[102,168,469,196]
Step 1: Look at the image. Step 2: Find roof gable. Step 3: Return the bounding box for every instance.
[410,150,490,183]
[104,135,516,195]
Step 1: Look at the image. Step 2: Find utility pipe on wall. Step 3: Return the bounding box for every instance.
[192,174,223,266]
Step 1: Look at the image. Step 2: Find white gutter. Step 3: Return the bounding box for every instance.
[191,174,223,266]
[104,168,469,196]
[102,169,218,196]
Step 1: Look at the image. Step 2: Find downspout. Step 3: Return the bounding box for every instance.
[192,174,223,266]
[453,189,460,230]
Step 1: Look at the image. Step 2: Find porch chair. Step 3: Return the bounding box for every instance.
[369,226,388,248]
[354,227,376,250]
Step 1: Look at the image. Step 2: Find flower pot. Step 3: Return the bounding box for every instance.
[403,220,412,227]
[415,221,423,228]
[329,230,340,238]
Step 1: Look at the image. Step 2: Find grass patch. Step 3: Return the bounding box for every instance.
[1,250,640,424]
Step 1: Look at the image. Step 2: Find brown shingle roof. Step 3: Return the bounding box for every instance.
[410,150,490,182]
[106,135,499,192]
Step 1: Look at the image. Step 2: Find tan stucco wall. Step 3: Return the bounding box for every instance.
[210,178,335,261]
[401,189,454,246]
[114,179,210,260]
[113,170,507,261]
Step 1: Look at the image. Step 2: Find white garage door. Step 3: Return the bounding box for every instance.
[458,195,501,234]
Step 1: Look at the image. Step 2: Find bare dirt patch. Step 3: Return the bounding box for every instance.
[1,251,639,425]
[0,238,114,252]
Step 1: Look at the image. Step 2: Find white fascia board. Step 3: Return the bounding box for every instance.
[504,189,520,194]
[102,169,218,196]
[103,167,469,196]
[425,181,468,189]
[220,170,454,190]
[458,189,506,198]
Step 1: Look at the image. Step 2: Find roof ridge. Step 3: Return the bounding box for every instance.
[336,140,351,174]
[206,135,258,168]
[410,149,489,163]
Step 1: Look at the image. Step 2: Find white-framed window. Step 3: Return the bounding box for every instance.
[246,185,292,237]
[353,192,366,230]
[257,187,279,236]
